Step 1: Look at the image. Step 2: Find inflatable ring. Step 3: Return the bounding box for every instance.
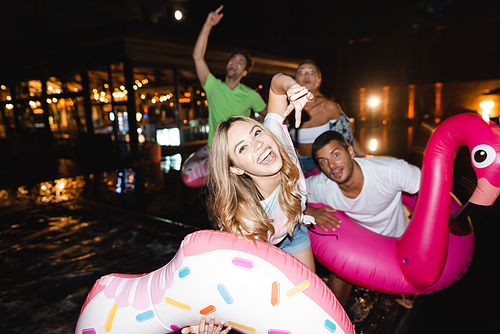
[181,145,209,188]
[309,113,500,294]
[75,230,355,334]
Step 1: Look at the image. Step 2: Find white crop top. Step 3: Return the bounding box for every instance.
[288,121,332,144]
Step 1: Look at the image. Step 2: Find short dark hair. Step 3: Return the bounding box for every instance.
[229,49,254,72]
[312,131,349,163]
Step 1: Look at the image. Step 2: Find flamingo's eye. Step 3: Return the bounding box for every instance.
[471,144,496,168]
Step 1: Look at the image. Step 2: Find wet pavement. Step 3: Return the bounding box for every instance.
[1,120,499,333]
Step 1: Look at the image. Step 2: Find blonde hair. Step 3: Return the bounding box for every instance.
[206,116,303,243]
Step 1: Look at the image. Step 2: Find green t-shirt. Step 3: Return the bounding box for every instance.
[204,73,266,146]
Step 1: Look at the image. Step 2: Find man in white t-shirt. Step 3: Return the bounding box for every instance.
[305,130,421,307]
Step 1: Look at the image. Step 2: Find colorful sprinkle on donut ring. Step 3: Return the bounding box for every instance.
[75,230,354,334]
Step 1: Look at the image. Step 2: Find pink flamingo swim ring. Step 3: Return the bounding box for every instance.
[308,113,500,294]
[75,230,354,334]
[181,145,209,188]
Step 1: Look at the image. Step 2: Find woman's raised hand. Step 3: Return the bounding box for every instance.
[284,83,314,128]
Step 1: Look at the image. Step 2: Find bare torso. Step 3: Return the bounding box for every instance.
[295,95,342,156]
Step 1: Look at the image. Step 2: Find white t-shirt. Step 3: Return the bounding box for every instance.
[306,157,421,237]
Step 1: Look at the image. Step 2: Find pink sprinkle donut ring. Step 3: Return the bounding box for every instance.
[75,230,355,334]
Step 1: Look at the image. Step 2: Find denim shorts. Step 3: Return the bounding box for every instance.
[278,224,311,254]
[298,154,316,174]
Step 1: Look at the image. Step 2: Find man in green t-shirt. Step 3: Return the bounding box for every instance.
[182,5,266,188]
[192,4,267,145]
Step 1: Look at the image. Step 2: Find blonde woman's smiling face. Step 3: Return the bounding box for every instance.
[227,120,283,179]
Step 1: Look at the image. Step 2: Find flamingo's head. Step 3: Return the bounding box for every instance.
[468,122,500,206]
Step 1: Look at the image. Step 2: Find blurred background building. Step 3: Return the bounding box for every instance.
[1,0,500,169]
[0,0,300,171]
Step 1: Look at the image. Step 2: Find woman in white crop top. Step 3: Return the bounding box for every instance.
[289,60,366,172]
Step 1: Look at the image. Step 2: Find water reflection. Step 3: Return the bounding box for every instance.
[161,153,182,173]
[0,176,86,209]
[0,156,201,333]
[357,120,417,160]
[0,199,188,333]
[103,168,136,194]
[92,154,183,194]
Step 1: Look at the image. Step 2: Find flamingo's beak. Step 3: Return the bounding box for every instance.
[469,177,500,206]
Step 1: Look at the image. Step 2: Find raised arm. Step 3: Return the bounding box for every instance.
[268,73,313,127]
[192,5,224,87]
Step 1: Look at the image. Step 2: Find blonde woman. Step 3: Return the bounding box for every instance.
[206,73,316,271]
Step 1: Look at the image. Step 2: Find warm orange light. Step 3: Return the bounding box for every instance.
[359,88,366,117]
[368,97,380,107]
[382,86,389,117]
[112,91,127,101]
[434,82,443,117]
[408,84,415,119]
[480,100,495,122]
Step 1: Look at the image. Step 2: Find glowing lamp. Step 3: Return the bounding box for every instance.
[368,97,380,107]
[479,100,494,123]
[175,10,183,21]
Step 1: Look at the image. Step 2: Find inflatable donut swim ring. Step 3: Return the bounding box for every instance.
[75,230,355,334]
[181,145,209,188]
[308,113,500,294]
